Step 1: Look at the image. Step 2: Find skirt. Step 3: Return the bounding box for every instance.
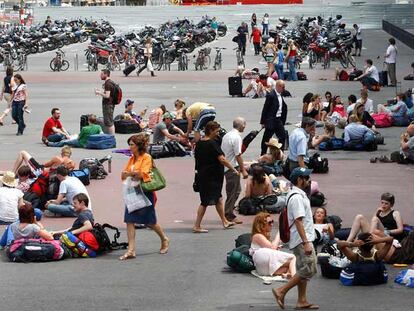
[124,191,157,225]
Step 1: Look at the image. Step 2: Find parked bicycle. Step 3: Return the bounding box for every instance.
[213,47,225,70]
[106,51,121,71]
[177,48,189,71]
[234,46,245,68]
[14,52,27,71]
[194,47,211,71]
[50,49,69,71]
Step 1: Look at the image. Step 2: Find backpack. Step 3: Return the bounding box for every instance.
[47,173,61,200]
[91,223,128,253]
[326,215,343,232]
[7,238,65,262]
[60,231,97,258]
[307,153,329,173]
[109,80,122,105]
[340,262,388,286]
[310,191,326,207]
[279,193,299,243]
[339,70,349,81]
[69,168,90,186]
[29,171,49,198]
[79,158,107,179]
[238,197,259,215]
[226,248,255,273]
[318,137,345,151]
[372,113,392,128]
[235,233,252,248]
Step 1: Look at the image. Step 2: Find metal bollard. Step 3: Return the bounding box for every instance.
[74,53,79,71]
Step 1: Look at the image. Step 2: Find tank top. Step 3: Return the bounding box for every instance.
[3,76,12,94]
[355,248,377,262]
[376,210,397,231]
[288,48,297,57]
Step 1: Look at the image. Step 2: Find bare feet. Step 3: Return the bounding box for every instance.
[272,288,285,309]
[223,222,235,229]
[295,303,319,310]
[192,227,208,233]
[159,238,169,254]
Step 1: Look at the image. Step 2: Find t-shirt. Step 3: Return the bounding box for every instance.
[288,128,309,162]
[185,102,214,120]
[287,186,315,249]
[42,117,63,138]
[102,79,115,106]
[344,123,371,142]
[59,177,92,209]
[71,210,94,231]
[389,101,407,118]
[77,124,102,147]
[365,65,379,83]
[13,84,27,102]
[153,121,173,143]
[356,98,374,114]
[385,45,397,64]
[0,187,23,223]
[10,222,40,240]
[221,129,242,172]
[251,29,261,43]
[402,136,414,161]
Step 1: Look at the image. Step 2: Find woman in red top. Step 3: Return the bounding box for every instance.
[286,40,298,81]
[250,26,262,56]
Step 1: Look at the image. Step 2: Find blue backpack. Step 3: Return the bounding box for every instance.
[319,137,345,151]
[69,168,90,186]
[340,261,388,286]
[86,134,116,150]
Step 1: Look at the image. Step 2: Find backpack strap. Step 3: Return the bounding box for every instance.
[286,192,300,230]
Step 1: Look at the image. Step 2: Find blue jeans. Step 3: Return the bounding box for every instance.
[360,76,377,88]
[275,64,284,80]
[47,201,77,217]
[11,100,25,134]
[48,138,80,148]
[262,24,269,36]
[47,133,66,143]
[288,57,298,81]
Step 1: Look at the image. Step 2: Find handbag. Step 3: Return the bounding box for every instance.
[123,177,152,213]
[141,160,166,192]
[193,171,200,192]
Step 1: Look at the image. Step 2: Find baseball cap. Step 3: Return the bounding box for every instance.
[289,167,312,183]
[124,99,134,108]
[162,112,175,120]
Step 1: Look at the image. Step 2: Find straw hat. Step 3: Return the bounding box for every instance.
[265,138,282,149]
[0,171,17,188]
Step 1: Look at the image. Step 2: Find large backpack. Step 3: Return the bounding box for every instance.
[109,80,122,105]
[307,153,329,173]
[91,223,128,253]
[28,171,49,198]
[372,113,392,128]
[340,261,388,286]
[69,168,90,186]
[279,193,299,243]
[85,134,116,150]
[79,158,107,179]
[226,247,255,273]
[7,238,65,262]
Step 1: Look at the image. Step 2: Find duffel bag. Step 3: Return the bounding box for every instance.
[114,119,141,134]
[7,238,65,262]
[85,134,116,150]
[372,113,392,128]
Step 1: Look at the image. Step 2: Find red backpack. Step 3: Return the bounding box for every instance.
[339,70,349,81]
[279,193,299,243]
[372,112,392,128]
[29,171,49,197]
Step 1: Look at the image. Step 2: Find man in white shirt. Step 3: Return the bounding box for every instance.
[45,165,92,217]
[221,117,248,224]
[385,37,397,86]
[356,59,379,90]
[273,167,317,310]
[352,24,362,56]
[356,89,374,114]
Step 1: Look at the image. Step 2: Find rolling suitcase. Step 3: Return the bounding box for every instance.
[123,64,136,77]
[228,76,243,97]
[379,71,388,86]
[114,120,141,134]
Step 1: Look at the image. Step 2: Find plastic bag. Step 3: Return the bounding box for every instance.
[394,269,414,288]
[122,177,151,213]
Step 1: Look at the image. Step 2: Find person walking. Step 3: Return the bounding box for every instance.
[0,66,15,126]
[272,167,318,310]
[193,121,238,233]
[251,13,257,30]
[95,69,115,134]
[120,133,169,260]
[385,37,397,87]
[286,39,298,81]
[263,38,277,77]
[236,22,248,57]
[260,80,288,156]
[352,24,362,57]
[221,117,248,225]
[250,26,262,56]
[11,74,28,136]
[137,38,156,77]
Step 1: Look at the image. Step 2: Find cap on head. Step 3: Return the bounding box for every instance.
[162,112,175,120]
[289,167,312,184]
[125,99,134,108]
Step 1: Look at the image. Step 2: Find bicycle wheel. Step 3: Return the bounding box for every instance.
[347,53,356,67]
[60,60,70,71]
[203,55,210,70]
[339,53,348,69]
[50,59,58,71]
[308,51,316,69]
[323,52,330,69]
[218,54,222,70]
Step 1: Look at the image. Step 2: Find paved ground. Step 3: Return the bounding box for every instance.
[1,7,414,310]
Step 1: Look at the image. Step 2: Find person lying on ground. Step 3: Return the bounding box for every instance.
[46,114,102,148]
[242,74,271,98]
[245,138,285,174]
[152,112,188,145]
[15,165,34,193]
[346,192,404,242]
[377,93,409,125]
[313,207,335,245]
[50,193,94,237]
[44,166,92,217]
[343,114,375,147]
[244,165,273,199]
[311,122,336,148]
[250,212,296,278]
[12,146,75,176]
[41,108,70,144]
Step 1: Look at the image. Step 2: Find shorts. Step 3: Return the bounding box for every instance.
[355,39,362,49]
[28,157,43,177]
[102,103,115,127]
[194,109,216,132]
[293,243,317,279]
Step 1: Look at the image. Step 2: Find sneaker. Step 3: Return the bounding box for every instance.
[43,210,59,217]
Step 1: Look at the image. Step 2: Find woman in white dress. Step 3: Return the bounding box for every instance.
[249,212,296,278]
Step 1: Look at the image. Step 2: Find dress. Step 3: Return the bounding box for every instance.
[249,240,294,276]
[194,139,224,206]
[123,153,157,225]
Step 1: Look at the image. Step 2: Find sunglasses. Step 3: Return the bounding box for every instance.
[267,220,274,225]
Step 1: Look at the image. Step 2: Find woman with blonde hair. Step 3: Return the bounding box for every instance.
[250,212,296,278]
[263,38,277,77]
[137,37,155,77]
[173,99,185,119]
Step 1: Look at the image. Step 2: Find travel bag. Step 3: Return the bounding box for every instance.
[123,64,136,77]
[7,238,65,262]
[379,70,388,87]
[69,168,91,186]
[228,76,243,97]
[85,134,116,149]
[114,119,141,134]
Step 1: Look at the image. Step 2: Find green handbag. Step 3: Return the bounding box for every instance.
[141,161,166,192]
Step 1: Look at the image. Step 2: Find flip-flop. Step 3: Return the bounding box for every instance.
[223,222,235,229]
[295,304,320,310]
[192,228,209,233]
[272,288,285,309]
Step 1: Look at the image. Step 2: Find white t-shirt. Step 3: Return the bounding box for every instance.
[221,129,242,172]
[385,45,397,64]
[356,98,374,114]
[366,65,379,83]
[59,176,92,210]
[0,187,23,223]
[287,186,315,249]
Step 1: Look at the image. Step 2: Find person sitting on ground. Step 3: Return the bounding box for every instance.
[250,212,296,278]
[173,99,185,119]
[47,114,102,148]
[123,99,147,128]
[148,104,166,129]
[382,230,414,264]
[320,92,333,122]
[377,93,409,126]
[42,108,70,145]
[235,66,260,80]
[346,192,404,242]
[50,193,94,237]
[311,122,336,148]
[257,138,285,165]
[344,114,375,149]
[403,62,414,80]
[355,59,380,90]
[0,203,53,248]
[44,165,92,217]
[15,165,34,193]
[12,146,75,176]
[356,89,374,114]
[313,207,335,245]
[303,94,322,121]
[349,102,378,132]
[301,92,313,117]
[152,112,187,145]
[244,165,273,199]
[242,74,271,99]
[346,94,358,114]
[400,123,414,163]
[0,171,24,225]
[185,102,216,143]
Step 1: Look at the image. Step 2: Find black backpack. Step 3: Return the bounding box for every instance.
[308,153,329,173]
[91,223,128,253]
[79,158,107,179]
[235,233,252,248]
[109,80,122,105]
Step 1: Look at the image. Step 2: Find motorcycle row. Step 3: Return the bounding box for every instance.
[0,18,115,71]
[84,16,227,73]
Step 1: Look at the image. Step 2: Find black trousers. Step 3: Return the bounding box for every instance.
[260,119,286,155]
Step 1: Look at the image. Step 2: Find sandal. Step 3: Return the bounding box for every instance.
[192,227,208,233]
[223,222,235,229]
[159,238,169,254]
[119,251,136,261]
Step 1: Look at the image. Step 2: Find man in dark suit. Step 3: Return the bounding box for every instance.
[260,80,288,155]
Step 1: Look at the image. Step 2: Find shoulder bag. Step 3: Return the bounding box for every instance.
[141,158,166,192]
